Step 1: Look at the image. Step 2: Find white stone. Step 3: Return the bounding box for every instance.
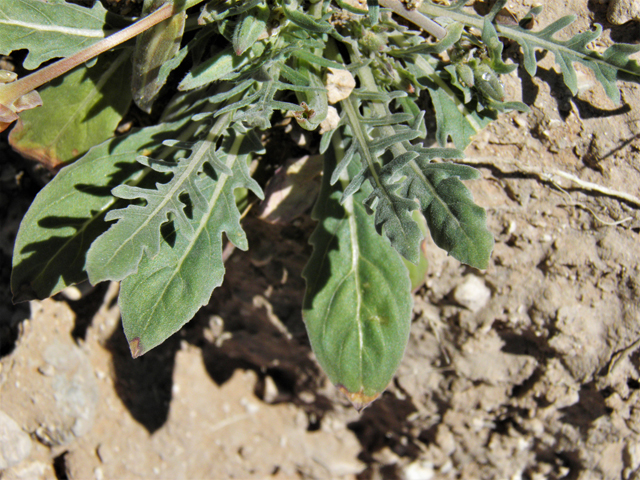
[403,459,435,480]
[0,410,32,469]
[453,275,492,312]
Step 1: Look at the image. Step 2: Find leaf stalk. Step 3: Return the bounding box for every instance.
[379,0,446,39]
[0,3,174,130]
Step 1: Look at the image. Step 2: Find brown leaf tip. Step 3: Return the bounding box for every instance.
[129,338,142,358]
[337,385,381,413]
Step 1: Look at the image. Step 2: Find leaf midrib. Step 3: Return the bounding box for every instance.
[100,112,223,276]
[137,132,245,337]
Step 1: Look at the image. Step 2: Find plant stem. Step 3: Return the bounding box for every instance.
[379,0,446,39]
[0,3,174,106]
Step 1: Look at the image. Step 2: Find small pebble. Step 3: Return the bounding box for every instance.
[403,459,435,480]
[0,410,33,469]
[453,275,492,312]
[37,364,55,377]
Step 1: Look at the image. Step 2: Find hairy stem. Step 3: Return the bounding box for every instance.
[379,0,446,39]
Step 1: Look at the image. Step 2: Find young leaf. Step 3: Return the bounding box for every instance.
[119,128,264,357]
[11,119,190,302]
[232,5,269,56]
[0,0,121,70]
[291,57,329,131]
[178,42,265,92]
[132,6,186,113]
[9,50,132,169]
[282,6,332,34]
[303,135,413,410]
[408,55,524,149]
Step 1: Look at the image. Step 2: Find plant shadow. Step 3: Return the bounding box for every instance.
[105,319,180,434]
[61,214,337,434]
[191,216,336,419]
[10,159,142,303]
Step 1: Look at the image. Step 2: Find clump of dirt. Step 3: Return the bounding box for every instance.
[1,1,640,479]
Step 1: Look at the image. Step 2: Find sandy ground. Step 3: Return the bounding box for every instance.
[1,1,640,479]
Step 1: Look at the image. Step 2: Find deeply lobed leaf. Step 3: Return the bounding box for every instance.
[120,127,264,357]
[85,112,261,284]
[11,118,192,302]
[419,0,640,104]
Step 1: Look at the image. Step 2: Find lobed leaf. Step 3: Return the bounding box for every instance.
[85,112,244,284]
[419,1,640,104]
[11,119,190,302]
[337,70,493,269]
[120,128,264,357]
[397,157,494,269]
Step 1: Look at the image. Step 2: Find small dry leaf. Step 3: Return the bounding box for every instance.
[0,70,18,83]
[0,70,43,133]
[0,103,18,132]
[12,90,43,113]
[326,67,356,104]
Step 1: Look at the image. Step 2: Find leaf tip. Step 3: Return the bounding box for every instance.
[129,337,143,358]
[11,285,37,304]
[337,385,381,413]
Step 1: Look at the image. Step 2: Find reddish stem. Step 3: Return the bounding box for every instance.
[1,3,173,105]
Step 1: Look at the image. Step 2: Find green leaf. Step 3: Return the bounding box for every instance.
[408,55,493,149]
[337,95,423,263]
[85,111,263,285]
[481,18,517,76]
[399,160,494,269]
[282,6,332,34]
[8,50,132,168]
[333,57,493,269]
[419,1,640,104]
[178,42,265,91]
[132,8,186,113]
[10,120,189,302]
[303,134,412,410]
[0,0,122,70]
[118,127,264,357]
[232,5,268,56]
